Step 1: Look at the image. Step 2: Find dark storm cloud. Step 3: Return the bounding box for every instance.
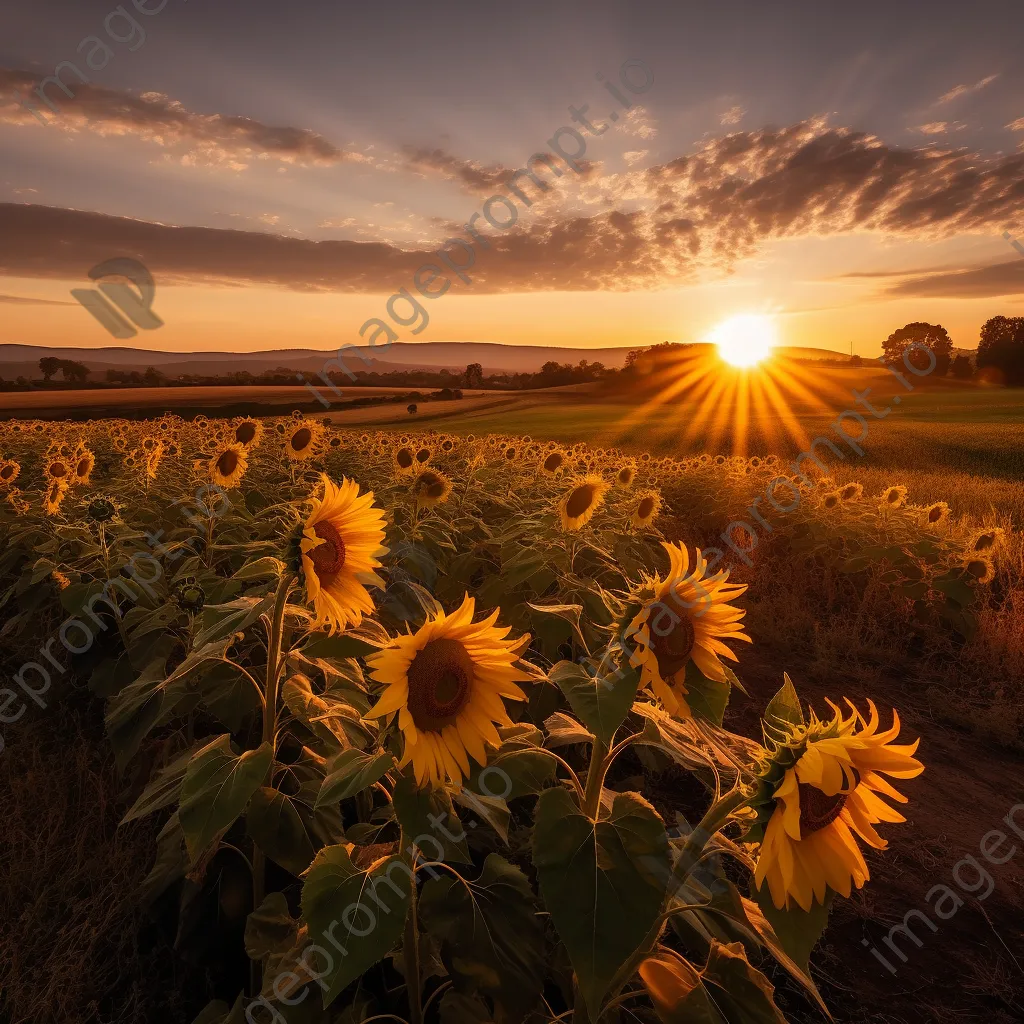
[4,119,1024,294]
[0,69,349,167]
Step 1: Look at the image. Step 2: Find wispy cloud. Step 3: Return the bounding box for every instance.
[936,74,998,105]
[0,68,355,170]
[720,105,745,126]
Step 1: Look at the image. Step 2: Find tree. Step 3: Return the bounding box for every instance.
[951,353,974,379]
[881,322,953,376]
[464,362,484,389]
[60,359,90,383]
[39,356,61,381]
[407,403,418,415]
[977,315,1024,384]
[142,366,167,386]
[849,354,863,367]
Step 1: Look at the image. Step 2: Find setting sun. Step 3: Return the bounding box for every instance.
[709,314,778,368]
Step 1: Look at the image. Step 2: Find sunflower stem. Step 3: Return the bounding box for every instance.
[671,785,750,887]
[582,737,608,819]
[251,569,295,995]
[401,831,424,1024]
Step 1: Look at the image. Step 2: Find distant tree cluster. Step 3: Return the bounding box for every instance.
[881,323,954,376]
[39,356,89,383]
[977,315,1024,385]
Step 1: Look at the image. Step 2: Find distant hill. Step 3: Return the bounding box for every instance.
[0,341,641,380]
[0,340,856,381]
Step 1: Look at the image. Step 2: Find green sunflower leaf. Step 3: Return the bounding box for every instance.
[549,659,640,746]
[533,787,669,1019]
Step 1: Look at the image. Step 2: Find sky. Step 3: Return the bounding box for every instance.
[2,0,1024,357]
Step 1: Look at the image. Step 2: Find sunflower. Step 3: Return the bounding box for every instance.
[209,443,248,488]
[233,417,263,448]
[631,490,662,529]
[539,449,566,477]
[285,420,323,462]
[6,489,29,514]
[44,478,69,515]
[45,458,70,481]
[558,475,611,531]
[412,469,452,509]
[751,691,923,911]
[879,485,906,509]
[964,557,995,583]
[624,543,751,717]
[393,446,416,475]
[73,449,95,486]
[970,527,1005,554]
[366,594,532,788]
[615,464,636,488]
[415,446,432,465]
[838,482,863,502]
[299,475,388,633]
[820,491,841,510]
[0,459,20,486]
[922,501,949,528]
[145,442,165,480]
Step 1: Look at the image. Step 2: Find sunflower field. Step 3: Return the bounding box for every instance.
[0,411,1010,1024]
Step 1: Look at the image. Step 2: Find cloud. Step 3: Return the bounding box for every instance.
[1007,117,1024,131]
[882,258,1024,298]
[720,105,745,126]
[0,68,351,169]
[936,74,998,105]
[0,293,75,305]
[914,121,966,135]
[5,118,1024,294]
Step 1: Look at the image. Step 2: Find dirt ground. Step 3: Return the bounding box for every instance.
[726,645,1024,1024]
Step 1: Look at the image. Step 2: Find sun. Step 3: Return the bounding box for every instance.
[709,313,777,368]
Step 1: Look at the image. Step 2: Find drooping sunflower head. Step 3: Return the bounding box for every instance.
[44,478,69,516]
[209,443,248,488]
[970,527,1005,554]
[86,496,118,523]
[623,542,751,717]
[539,449,566,477]
[145,442,165,480]
[73,449,95,486]
[285,420,323,462]
[299,475,388,633]
[412,469,452,509]
[0,459,21,486]
[880,485,907,508]
[366,594,532,788]
[172,575,206,615]
[750,685,923,911]
[558,475,611,532]
[393,446,416,475]
[616,465,636,488]
[923,501,949,528]
[233,417,263,448]
[631,490,662,530]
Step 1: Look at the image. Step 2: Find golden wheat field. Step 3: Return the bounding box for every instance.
[0,411,1021,1024]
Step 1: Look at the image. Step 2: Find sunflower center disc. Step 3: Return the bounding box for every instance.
[544,454,562,472]
[650,613,696,679]
[217,450,239,476]
[77,458,90,477]
[637,497,654,519]
[407,638,474,731]
[397,448,413,468]
[0,466,11,479]
[798,770,860,833]
[291,428,312,452]
[566,485,595,519]
[309,521,346,577]
[236,423,256,444]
